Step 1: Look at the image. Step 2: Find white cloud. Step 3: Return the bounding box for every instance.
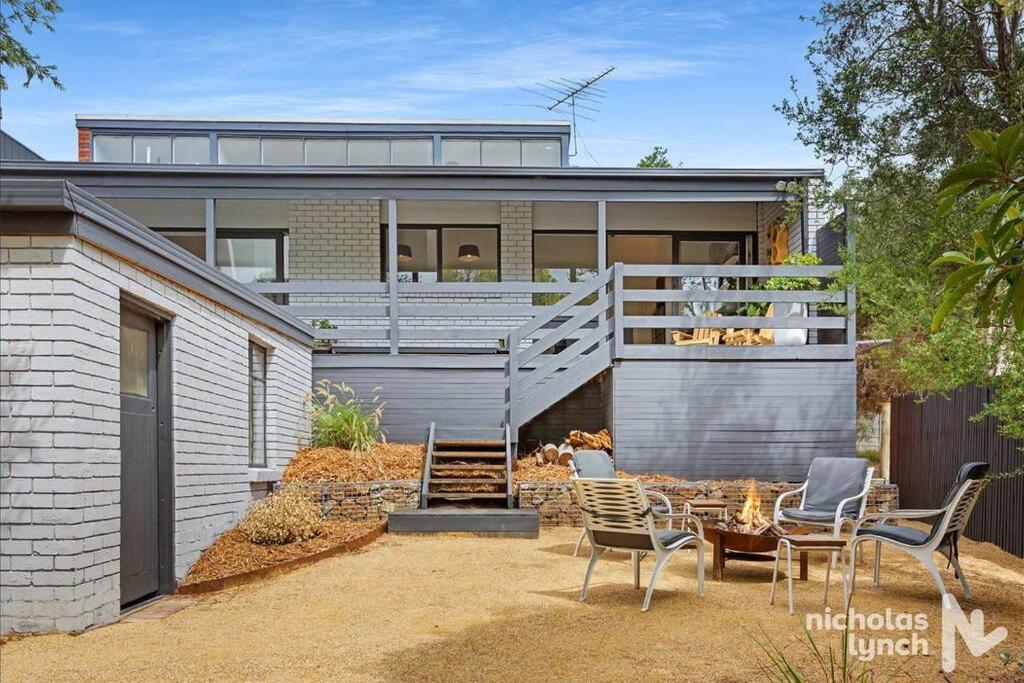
[395,37,715,93]
[68,19,146,37]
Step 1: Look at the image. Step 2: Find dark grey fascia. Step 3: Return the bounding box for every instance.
[1,161,823,202]
[75,115,572,137]
[0,178,315,347]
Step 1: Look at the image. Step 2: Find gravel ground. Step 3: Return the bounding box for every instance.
[2,527,1022,682]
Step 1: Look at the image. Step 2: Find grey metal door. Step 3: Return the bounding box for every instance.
[119,306,161,606]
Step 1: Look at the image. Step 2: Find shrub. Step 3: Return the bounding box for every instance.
[763,252,824,291]
[308,379,383,451]
[238,489,323,545]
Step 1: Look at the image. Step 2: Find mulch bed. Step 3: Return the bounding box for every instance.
[282,443,425,483]
[181,519,382,589]
[280,442,680,485]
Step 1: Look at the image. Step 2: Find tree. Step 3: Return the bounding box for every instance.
[782,0,1024,440]
[0,0,63,91]
[778,1,1023,169]
[637,145,674,168]
[933,125,1024,333]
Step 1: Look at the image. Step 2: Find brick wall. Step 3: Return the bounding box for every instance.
[518,480,900,527]
[289,199,381,281]
[0,234,312,634]
[77,128,90,162]
[500,201,532,281]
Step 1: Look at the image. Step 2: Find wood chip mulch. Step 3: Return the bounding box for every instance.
[182,520,381,586]
[513,457,681,483]
[282,443,425,483]
[279,442,680,485]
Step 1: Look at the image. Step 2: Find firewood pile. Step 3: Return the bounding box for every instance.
[529,429,612,467]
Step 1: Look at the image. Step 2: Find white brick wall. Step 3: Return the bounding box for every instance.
[289,199,380,281]
[0,234,312,634]
[500,201,532,281]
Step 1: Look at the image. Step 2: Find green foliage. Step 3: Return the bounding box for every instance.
[0,0,63,90]
[238,489,322,545]
[753,626,900,682]
[781,1,1024,440]
[308,379,383,451]
[777,1,1023,168]
[637,145,674,168]
[764,253,824,291]
[308,319,337,330]
[932,125,1024,333]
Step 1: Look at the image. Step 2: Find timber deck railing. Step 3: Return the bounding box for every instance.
[250,263,852,360]
[503,263,853,432]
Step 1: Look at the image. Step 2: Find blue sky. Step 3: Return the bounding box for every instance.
[2,0,824,167]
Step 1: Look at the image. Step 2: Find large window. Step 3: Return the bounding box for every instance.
[248,342,267,467]
[348,139,390,165]
[93,135,132,162]
[533,232,598,304]
[261,138,303,165]
[133,136,171,164]
[155,230,206,260]
[93,134,210,164]
[383,225,499,282]
[218,137,261,165]
[216,230,286,283]
[172,136,210,164]
[441,139,481,166]
[522,139,561,166]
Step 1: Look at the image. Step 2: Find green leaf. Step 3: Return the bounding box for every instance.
[931,271,985,332]
[931,251,974,267]
[938,160,998,191]
[968,130,998,158]
[995,124,1023,165]
[1010,275,1024,332]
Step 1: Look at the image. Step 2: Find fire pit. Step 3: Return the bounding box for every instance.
[700,482,808,581]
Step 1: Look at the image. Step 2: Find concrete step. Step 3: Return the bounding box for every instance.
[388,508,539,537]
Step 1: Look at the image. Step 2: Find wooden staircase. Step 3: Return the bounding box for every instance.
[392,423,536,535]
[420,425,513,509]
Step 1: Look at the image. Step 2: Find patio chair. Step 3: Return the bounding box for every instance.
[569,450,673,556]
[773,457,874,543]
[846,462,989,606]
[573,477,705,611]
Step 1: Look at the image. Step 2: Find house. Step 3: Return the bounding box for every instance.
[1,115,855,632]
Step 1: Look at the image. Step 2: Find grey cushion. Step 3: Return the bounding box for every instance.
[856,524,931,547]
[779,507,856,523]
[803,457,869,516]
[572,450,616,479]
[591,529,697,550]
[652,504,671,515]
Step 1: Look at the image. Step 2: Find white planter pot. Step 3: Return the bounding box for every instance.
[772,302,808,346]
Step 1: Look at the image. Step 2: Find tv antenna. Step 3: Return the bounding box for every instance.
[518,66,614,159]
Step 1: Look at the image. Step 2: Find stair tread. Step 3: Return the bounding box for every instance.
[434,439,505,448]
[431,464,506,471]
[427,492,508,499]
[430,478,505,484]
[433,451,506,459]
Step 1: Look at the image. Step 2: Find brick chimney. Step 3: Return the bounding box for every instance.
[77,127,90,162]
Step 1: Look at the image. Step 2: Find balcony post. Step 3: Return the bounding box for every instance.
[204,198,215,266]
[388,199,399,354]
[597,200,607,270]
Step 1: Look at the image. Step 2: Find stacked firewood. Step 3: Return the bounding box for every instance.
[531,429,612,466]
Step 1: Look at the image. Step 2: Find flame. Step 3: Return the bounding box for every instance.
[734,480,768,531]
